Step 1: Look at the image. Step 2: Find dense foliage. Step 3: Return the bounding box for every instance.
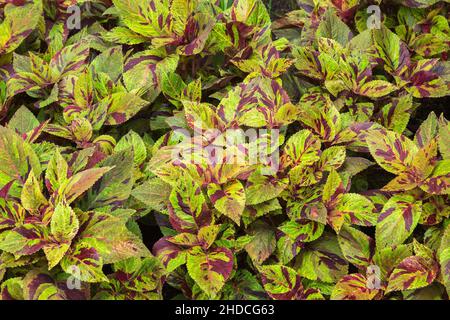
[0,0,449,300]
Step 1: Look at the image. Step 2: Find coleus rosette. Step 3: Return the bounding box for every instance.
[0,125,154,298]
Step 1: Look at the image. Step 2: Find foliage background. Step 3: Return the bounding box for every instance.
[0,0,449,300]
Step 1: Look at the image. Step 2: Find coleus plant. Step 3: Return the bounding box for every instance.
[0,0,449,301]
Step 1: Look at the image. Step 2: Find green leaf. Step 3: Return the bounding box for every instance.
[337,224,373,268]
[103,92,149,126]
[87,149,135,210]
[50,203,79,243]
[207,180,246,225]
[131,177,172,213]
[61,238,108,283]
[7,106,39,134]
[337,193,378,227]
[284,129,321,166]
[260,265,303,300]
[21,169,47,212]
[0,126,41,193]
[438,224,450,295]
[359,80,397,98]
[386,255,439,293]
[366,128,418,175]
[316,9,352,46]
[245,171,288,205]
[45,149,69,193]
[0,1,42,55]
[186,246,233,298]
[244,221,276,265]
[90,46,124,82]
[331,273,380,300]
[375,195,422,248]
[295,232,348,283]
[115,130,147,166]
[414,112,439,148]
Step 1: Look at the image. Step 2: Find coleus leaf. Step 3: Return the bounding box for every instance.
[399,0,444,8]
[297,93,342,142]
[115,130,147,166]
[78,211,150,265]
[49,41,90,79]
[0,126,41,192]
[50,203,79,243]
[60,238,108,283]
[186,246,233,298]
[59,167,111,205]
[366,127,418,175]
[90,46,124,83]
[377,95,414,134]
[398,59,449,98]
[358,80,397,98]
[295,232,349,283]
[168,174,212,233]
[260,265,316,300]
[102,92,149,126]
[386,255,439,293]
[207,179,246,225]
[153,237,187,273]
[96,256,165,300]
[414,112,439,149]
[331,273,380,300]
[278,220,325,243]
[277,220,324,264]
[375,194,422,248]
[0,224,48,256]
[0,277,24,300]
[123,48,166,95]
[21,169,47,212]
[132,177,172,213]
[336,193,378,227]
[0,0,449,302]
[284,129,321,166]
[373,243,414,281]
[22,270,89,300]
[87,148,135,210]
[337,224,374,269]
[316,9,353,46]
[419,160,450,195]
[438,115,450,159]
[0,1,42,55]
[7,106,40,135]
[245,171,288,206]
[221,269,267,300]
[111,0,183,46]
[319,146,346,172]
[372,26,408,74]
[244,220,276,265]
[438,224,450,296]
